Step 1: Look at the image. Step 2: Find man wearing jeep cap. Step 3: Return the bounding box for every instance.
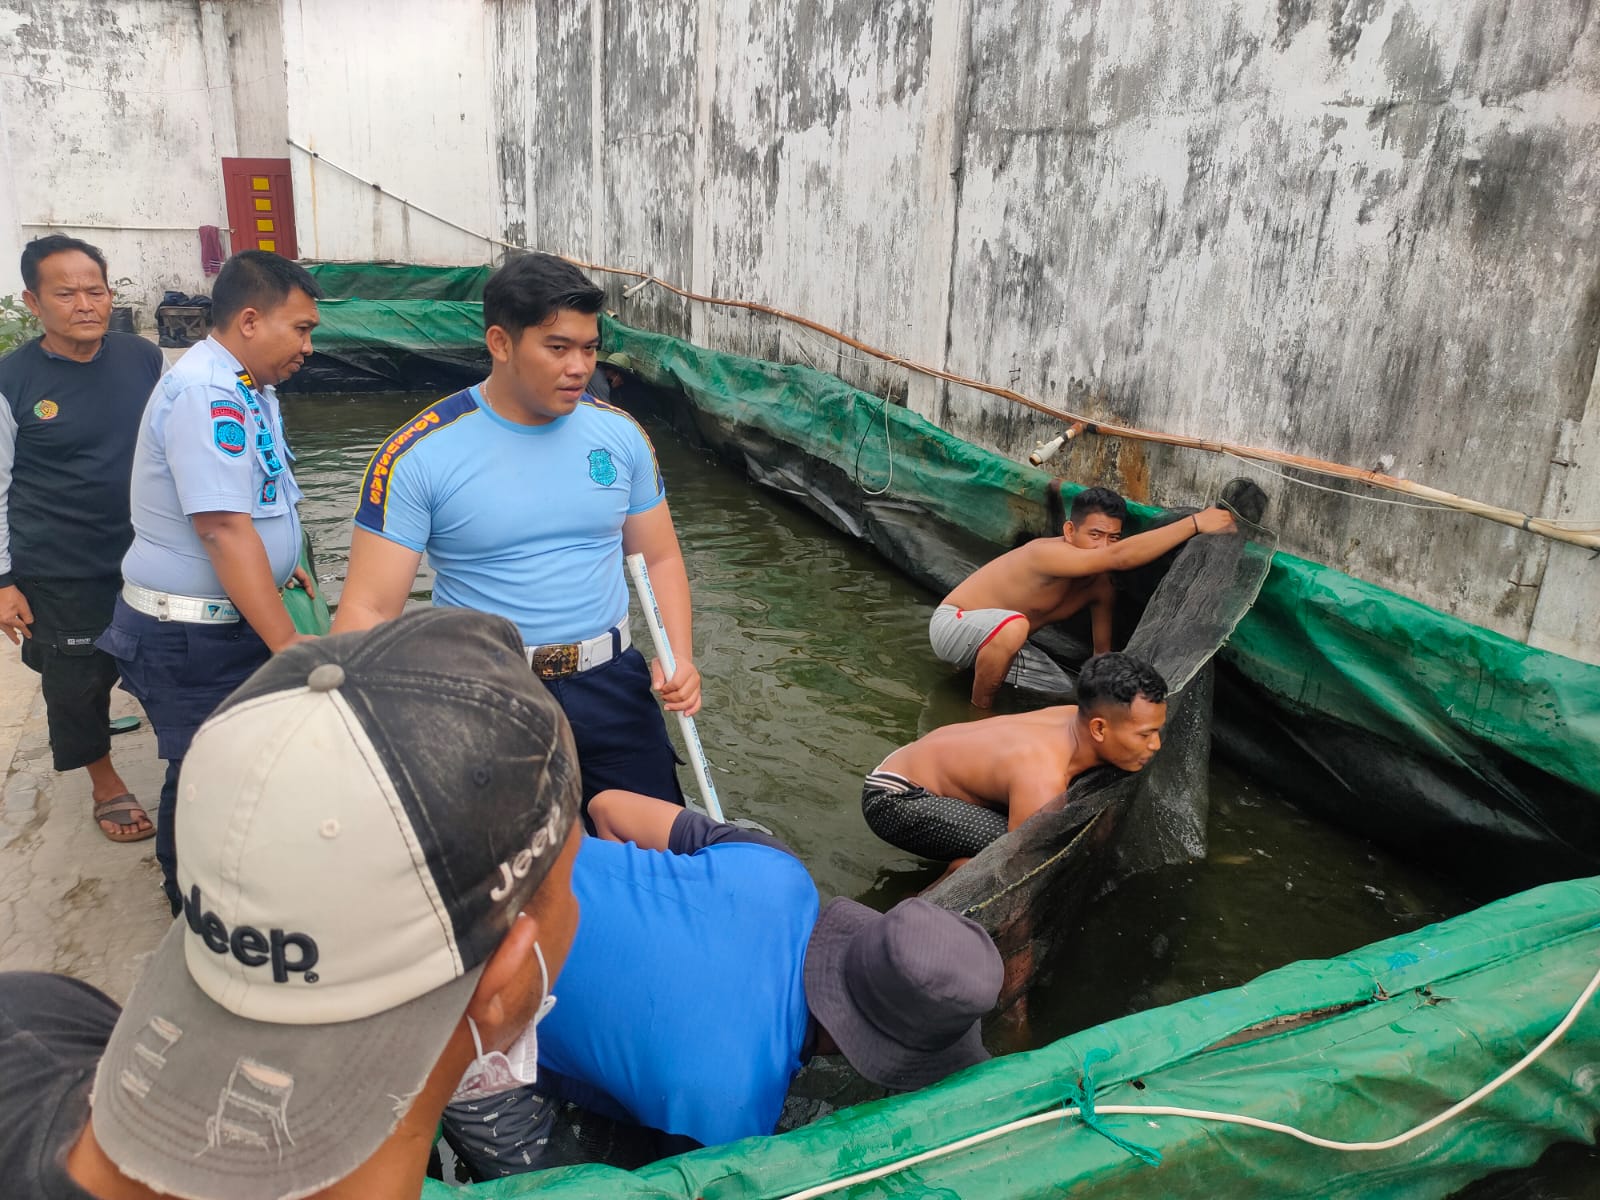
[0,607,582,1200]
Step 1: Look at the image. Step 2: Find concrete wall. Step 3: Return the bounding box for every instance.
[500,0,1600,663]
[0,0,240,313]
[2,1,1592,660]
[282,0,497,265]
[932,0,1600,660]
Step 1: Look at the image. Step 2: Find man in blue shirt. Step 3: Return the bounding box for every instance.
[441,789,1003,1177]
[0,235,163,842]
[334,253,698,808]
[97,251,320,915]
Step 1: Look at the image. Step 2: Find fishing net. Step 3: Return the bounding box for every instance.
[923,503,1278,1013]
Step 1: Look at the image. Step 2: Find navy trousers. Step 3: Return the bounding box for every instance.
[96,598,271,914]
[541,646,684,810]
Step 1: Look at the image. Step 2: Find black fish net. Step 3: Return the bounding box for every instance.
[925,499,1277,1013]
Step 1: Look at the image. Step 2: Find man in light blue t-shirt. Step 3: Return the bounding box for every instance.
[335,254,696,807]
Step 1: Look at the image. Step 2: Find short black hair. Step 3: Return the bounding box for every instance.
[21,235,108,292]
[211,251,322,327]
[1077,652,1167,715]
[483,253,604,340]
[1069,486,1128,526]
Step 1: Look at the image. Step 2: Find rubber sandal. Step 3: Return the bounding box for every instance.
[93,794,156,843]
[109,715,141,736]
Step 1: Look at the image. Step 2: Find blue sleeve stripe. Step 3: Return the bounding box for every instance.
[582,397,663,497]
[353,390,479,531]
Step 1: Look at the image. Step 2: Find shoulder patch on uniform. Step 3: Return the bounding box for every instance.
[211,397,246,423]
[354,389,480,530]
[213,417,247,457]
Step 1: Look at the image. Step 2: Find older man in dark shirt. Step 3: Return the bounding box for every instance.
[0,235,163,841]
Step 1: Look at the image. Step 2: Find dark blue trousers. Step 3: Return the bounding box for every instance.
[542,647,683,810]
[96,598,271,914]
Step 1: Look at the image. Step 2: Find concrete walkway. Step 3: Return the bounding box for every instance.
[0,644,172,1002]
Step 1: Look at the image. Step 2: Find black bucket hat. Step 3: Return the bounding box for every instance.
[803,897,1003,1091]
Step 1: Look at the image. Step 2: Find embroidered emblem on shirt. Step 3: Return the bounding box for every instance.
[33,398,58,420]
[588,448,618,487]
[214,418,248,457]
[260,478,278,505]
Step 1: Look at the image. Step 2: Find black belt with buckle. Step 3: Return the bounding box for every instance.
[529,643,583,680]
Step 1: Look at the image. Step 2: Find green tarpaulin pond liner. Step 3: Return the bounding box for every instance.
[590,318,1600,889]
[423,875,1600,1199]
[289,265,1600,1195]
[286,280,1600,884]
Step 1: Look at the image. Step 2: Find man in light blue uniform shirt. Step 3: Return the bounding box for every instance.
[335,253,697,809]
[348,382,662,645]
[97,251,320,915]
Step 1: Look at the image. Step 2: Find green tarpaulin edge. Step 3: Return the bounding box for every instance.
[428,874,1600,1198]
[593,318,1600,804]
[304,262,491,302]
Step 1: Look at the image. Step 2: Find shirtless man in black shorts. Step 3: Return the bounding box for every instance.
[862,652,1168,863]
[930,487,1234,707]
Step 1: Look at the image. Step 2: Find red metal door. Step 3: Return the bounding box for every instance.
[222,157,298,259]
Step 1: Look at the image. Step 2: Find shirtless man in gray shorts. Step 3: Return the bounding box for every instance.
[930,487,1235,707]
[863,652,1168,863]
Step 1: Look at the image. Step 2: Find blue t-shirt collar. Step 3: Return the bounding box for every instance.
[472,382,588,436]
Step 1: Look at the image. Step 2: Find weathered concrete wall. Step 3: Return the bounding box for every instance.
[0,0,236,312]
[217,0,287,160]
[504,0,1600,663]
[934,0,1600,655]
[282,0,496,265]
[4,1,1590,660]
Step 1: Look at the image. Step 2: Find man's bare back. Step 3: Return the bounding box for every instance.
[864,653,1171,867]
[879,706,1082,833]
[932,494,1235,708]
[943,538,1114,631]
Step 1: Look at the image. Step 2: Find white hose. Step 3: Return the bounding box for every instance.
[776,956,1600,1200]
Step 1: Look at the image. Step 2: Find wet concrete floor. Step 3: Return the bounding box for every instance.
[0,646,170,1001]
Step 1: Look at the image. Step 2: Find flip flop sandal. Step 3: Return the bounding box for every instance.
[109,715,142,736]
[94,794,156,843]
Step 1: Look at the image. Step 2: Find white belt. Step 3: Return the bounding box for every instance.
[122,582,241,624]
[524,626,631,680]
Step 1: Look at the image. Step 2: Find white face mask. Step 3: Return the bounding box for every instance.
[450,941,558,1104]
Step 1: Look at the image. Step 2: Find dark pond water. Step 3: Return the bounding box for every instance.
[281,391,1593,1197]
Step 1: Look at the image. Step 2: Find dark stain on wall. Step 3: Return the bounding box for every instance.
[1328,0,1386,60]
[1274,0,1315,50]
[1558,275,1600,424]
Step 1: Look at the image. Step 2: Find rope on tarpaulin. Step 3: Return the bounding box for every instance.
[285,138,1600,551]
[768,955,1600,1200]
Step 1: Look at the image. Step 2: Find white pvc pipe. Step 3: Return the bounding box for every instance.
[625,553,725,822]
